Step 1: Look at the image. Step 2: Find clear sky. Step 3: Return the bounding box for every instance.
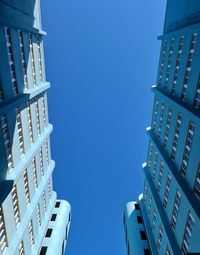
[41,0,166,254]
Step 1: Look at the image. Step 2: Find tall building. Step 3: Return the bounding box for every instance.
[0,1,71,254]
[124,1,200,254]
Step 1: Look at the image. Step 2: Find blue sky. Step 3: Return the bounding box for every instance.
[41,0,166,254]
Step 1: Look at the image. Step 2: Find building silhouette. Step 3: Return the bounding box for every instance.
[124,1,200,254]
[0,0,71,254]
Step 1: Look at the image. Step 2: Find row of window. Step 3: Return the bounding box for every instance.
[157,33,199,109]
[0,27,44,101]
[0,95,48,172]
[144,182,195,255]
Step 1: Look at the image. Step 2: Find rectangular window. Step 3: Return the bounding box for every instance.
[18,30,28,89]
[152,97,159,131]
[40,247,48,255]
[144,249,151,255]
[35,97,41,135]
[147,197,152,216]
[45,228,53,238]
[157,225,163,250]
[32,157,38,189]
[1,114,13,170]
[181,212,195,255]
[158,40,167,87]
[157,101,165,139]
[152,208,157,230]
[51,213,57,221]
[140,231,147,240]
[45,139,49,166]
[137,216,143,224]
[5,27,18,95]
[42,95,47,127]
[36,204,41,227]
[194,162,200,200]
[171,190,181,230]
[43,191,46,212]
[18,241,25,255]
[16,108,24,155]
[27,102,34,144]
[29,33,36,85]
[181,121,195,176]
[157,162,164,192]
[163,106,172,149]
[193,73,200,109]
[48,179,52,199]
[147,143,153,167]
[28,220,34,246]
[40,147,44,176]
[55,202,60,208]
[171,36,184,95]
[23,170,30,204]
[37,37,43,82]
[11,185,20,225]
[0,206,7,254]
[163,175,171,208]
[164,39,174,91]
[165,246,171,255]
[143,182,148,202]
[152,152,158,180]
[171,113,182,161]
[181,33,197,101]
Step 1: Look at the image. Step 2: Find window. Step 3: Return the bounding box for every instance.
[11,185,20,225]
[152,97,159,131]
[143,182,148,202]
[171,36,184,95]
[42,191,46,212]
[32,157,38,189]
[36,204,41,227]
[48,179,52,199]
[42,95,47,126]
[193,73,200,109]
[147,143,153,167]
[163,175,171,208]
[157,101,165,139]
[181,33,197,101]
[140,231,147,240]
[40,247,48,255]
[45,139,49,166]
[29,33,36,85]
[45,228,53,238]
[171,190,181,230]
[0,206,7,254]
[5,27,18,95]
[147,197,152,216]
[40,147,44,176]
[35,97,41,135]
[194,162,200,200]
[171,113,182,161]
[27,102,34,144]
[152,208,157,230]
[137,216,143,224]
[158,40,167,87]
[144,249,151,255]
[157,162,164,192]
[1,114,13,170]
[152,152,158,180]
[18,30,28,89]
[55,201,60,208]
[181,212,195,255]
[18,241,25,255]
[37,36,43,82]
[28,220,34,246]
[23,170,30,204]
[165,246,171,255]
[164,39,174,91]
[180,121,195,176]
[134,203,140,210]
[51,214,57,221]
[157,225,163,250]
[163,106,172,149]
[16,108,24,155]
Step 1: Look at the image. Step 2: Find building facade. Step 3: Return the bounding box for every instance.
[124,1,200,254]
[0,1,71,254]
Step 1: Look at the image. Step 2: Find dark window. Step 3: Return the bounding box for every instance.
[45,228,52,238]
[51,214,57,221]
[40,247,48,255]
[137,216,143,224]
[55,201,60,208]
[140,231,147,240]
[135,203,140,210]
[144,249,151,255]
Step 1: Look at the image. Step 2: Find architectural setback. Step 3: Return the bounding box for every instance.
[124,1,200,254]
[0,0,71,254]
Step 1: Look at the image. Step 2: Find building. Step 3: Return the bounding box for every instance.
[124,1,200,254]
[0,0,71,254]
